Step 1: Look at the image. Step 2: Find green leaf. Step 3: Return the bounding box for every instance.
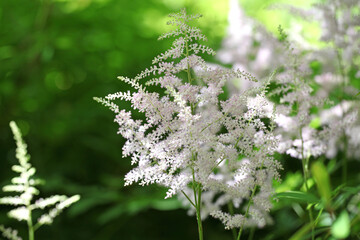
[332,185,360,210]
[289,222,314,240]
[309,117,321,129]
[97,198,181,225]
[311,161,332,207]
[343,186,360,194]
[274,191,320,204]
[151,198,181,211]
[331,211,350,239]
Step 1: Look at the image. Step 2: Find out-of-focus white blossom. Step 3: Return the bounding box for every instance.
[284,127,327,159]
[8,207,30,222]
[269,1,360,163]
[0,225,22,240]
[217,0,283,94]
[37,195,80,225]
[0,122,80,238]
[319,102,359,158]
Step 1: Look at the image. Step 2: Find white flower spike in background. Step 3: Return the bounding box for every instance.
[0,122,80,240]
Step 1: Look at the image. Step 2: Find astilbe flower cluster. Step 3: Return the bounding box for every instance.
[268,0,360,169]
[308,0,360,161]
[270,27,330,161]
[95,9,282,235]
[220,0,360,170]
[0,122,80,240]
[202,1,359,238]
[314,0,360,72]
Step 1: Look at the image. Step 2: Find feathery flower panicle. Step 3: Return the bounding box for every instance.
[0,121,80,240]
[270,26,329,160]
[95,9,281,234]
[314,0,360,68]
[213,1,360,238]
[272,1,360,162]
[275,0,360,79]
[308,0,360,160]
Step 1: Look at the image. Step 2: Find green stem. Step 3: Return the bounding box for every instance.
[237,130,262,240]
[27,204,34,240]
[33,222,41,232]
[300,127,315,240]
[185,40,192,84]
[185,36,203,239]
[28,222,34,240]
[247,227,255,240]
[351,211,360,227]
[191,153,203,240]
[237,184,257,240]
[192,167,198,205]
[191,167,203,240]
[308,206,315,240]
[342,130,348,184]
[200,114,227,133]
[335,47,348,184]
[227,202,237,240]
[211,156,225,173]
[24,169,35,240]
[196,184,203,240]
[182,190,196,208]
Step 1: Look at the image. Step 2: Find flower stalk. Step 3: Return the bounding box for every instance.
[300,127,315,240]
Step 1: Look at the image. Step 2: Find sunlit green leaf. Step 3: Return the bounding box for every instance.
[311,161,332,207]
[274,191,320,204]
[289,222,314,240]
[309,117,321,129]
[331,211,350,239]
[274,172,303,193]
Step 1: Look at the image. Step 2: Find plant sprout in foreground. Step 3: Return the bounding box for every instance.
[0,121,80,240]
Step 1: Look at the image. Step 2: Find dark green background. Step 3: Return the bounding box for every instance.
[0,0,231,239]
[1,0,357,239]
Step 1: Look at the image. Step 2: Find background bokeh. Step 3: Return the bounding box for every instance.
[0,0,330,239]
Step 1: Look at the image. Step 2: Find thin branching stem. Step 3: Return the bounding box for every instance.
[335,47,348,184]
[227,202,237,240]
[27,210,34,240]
[237,158,265,240]
[184,27,204,240]
[185,39,193,84]
[182,190,196,208]
[196,183,203,240]
[300,127,315,240]
[237,184,257,240]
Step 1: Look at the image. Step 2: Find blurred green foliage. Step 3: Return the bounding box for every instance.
[1,0,358,239]
[0,0,230,239]
[239,0,323,46]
